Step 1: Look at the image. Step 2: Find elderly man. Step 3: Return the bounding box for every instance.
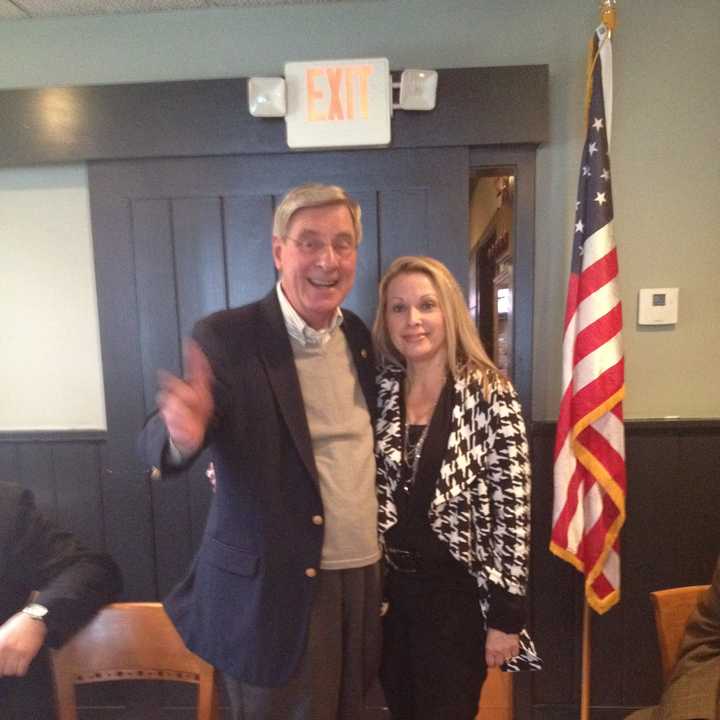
[139,184,380,720]
[628,557,720,720]
[0,481,122,720]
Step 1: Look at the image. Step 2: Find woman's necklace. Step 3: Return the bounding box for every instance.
[401,423,430,494]
[401,377,442,494]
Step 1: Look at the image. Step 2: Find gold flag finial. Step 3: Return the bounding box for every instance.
[600,0,617,33]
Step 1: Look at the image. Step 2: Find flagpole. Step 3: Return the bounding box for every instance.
[551,2,623,716]
[580,599,591,720]
[600,0,617,35]
[579,7,616,720]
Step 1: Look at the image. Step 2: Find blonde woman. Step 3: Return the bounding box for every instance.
[373,256,532,720]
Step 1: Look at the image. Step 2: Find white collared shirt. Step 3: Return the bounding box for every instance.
[275,282,343,348]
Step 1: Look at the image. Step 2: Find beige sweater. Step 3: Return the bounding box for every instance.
[291,329,380,570]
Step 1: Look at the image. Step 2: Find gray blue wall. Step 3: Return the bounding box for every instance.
[1,0,718,421]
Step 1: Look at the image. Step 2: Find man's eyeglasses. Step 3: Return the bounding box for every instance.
[285,234,357,259]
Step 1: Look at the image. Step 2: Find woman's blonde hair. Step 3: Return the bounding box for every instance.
[372,256,503,388]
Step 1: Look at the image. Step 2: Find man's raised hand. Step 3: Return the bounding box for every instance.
[157,339,214,458]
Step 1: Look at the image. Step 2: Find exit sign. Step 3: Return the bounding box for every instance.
[284,58,391,149]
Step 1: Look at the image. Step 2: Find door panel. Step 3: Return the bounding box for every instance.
[133,199,180,412]
[90,146,469,600]
[344,190,379,328]
[173,197,228,337]
[224,195,276,308]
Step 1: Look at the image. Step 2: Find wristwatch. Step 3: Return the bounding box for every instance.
[22,603,49,622]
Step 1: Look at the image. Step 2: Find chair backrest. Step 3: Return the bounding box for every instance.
[650,584,710,683]
[51,602,218,720]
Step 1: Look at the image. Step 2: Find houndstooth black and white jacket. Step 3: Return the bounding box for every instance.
[376,363,531,620]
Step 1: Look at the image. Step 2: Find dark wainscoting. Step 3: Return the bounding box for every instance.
[0,431,107,551]
[528,419,720,720]
[2,419,719,718]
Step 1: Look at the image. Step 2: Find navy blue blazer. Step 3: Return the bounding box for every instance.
[138,290,376,686]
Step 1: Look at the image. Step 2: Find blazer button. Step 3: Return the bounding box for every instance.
[360,348,368,359]
[305,568,317,578]
[150,466,161,480]
[312,515,324,526]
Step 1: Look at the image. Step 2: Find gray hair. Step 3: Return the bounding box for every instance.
[272,183,363,245]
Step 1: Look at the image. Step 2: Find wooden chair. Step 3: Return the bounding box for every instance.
[650,584,710,683]
[476,667,512,720]
[51,602,218,720]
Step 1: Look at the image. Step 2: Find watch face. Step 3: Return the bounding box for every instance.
[23,603,48,620]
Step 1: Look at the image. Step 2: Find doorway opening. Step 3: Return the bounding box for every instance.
[469,169,516,378]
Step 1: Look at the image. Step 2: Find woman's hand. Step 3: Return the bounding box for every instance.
[485,627,519,668]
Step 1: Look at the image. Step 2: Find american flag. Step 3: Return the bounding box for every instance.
[550,24,626,614]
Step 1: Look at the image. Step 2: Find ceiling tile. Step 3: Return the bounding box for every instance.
[211,0,353,5]
[0,1,27,18]
[1,0,376,21]
[14,0,208,18]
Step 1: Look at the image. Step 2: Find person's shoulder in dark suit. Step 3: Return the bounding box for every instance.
[0,481,121,719]
[0,480,122,644]
[341,306,373,344]
[193,299,263,358]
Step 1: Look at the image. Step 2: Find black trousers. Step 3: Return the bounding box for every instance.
[380,571,487,720]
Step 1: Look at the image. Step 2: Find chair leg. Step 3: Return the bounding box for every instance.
[197,674,221,720]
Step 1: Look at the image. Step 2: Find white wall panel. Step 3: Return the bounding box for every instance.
[0,164,106,430]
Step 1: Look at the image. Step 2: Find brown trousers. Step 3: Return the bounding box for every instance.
[224,563,382,720]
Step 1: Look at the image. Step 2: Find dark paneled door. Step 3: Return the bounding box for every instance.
[89,147,469,600]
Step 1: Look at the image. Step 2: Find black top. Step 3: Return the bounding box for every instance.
[387,377,468,583]
[385,376,525,632]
